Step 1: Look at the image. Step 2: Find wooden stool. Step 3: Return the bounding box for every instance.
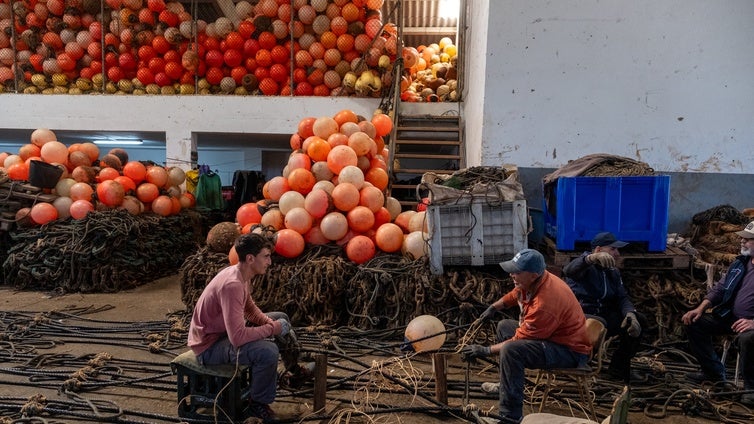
[170,350,252,421]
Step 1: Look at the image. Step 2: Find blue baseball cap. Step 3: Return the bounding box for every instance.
[591,232,628,248]
[499,249,546,274]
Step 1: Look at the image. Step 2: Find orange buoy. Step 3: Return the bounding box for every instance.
[347,131,373,156]
[69,199,95,220]
[359,185,385,213]
[69,182,94,202]
[236,202,263,226]
[114,176,136,193]
[30,128,57,147]
[365,167,388,191]
[327,145,358,175]
[275,228,305,258]
[30,202,58,225]
[345,235,375,264]
[346,205,375,233]
[394,210,416,233]
[40,141,68,164]
[123,161,147,184]
[151,195,173,216]
[371,113,393,137]
[373,207,391,229]
[304,188,332,219]
[375,223,403,252]
[261,208,285,230]
[288,168,316,195]
[287,151,312,171]
[263,176,290,201]
[96,179,126,207]
[283,207,313,234]
[136,182,160,203]
[312,116,339,139]
[304,225,330,245]
[145,166,169,187]
[332,182,360,211]
[97,167,120,182]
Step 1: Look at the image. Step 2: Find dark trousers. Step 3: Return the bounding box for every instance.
[494,319,588,422]
[589,310,648,381]
[685,312,734,381]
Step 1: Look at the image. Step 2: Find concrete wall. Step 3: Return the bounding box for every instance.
[466,0,754,233]
[478,0,754,173]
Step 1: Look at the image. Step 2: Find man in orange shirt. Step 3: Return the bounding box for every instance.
[462,249,591,423]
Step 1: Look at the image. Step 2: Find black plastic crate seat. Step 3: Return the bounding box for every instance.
[170,350,252,422]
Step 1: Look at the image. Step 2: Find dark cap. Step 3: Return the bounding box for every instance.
[499,249,546,274]
[591,232,628,248]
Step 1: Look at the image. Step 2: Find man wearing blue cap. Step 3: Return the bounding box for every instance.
[461,248,591,423]
[562,231,647,383]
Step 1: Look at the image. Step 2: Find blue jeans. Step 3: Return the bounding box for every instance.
[495,319,588,422]
[198,311,288,405]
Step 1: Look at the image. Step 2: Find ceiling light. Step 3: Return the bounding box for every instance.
[93,139,143,145]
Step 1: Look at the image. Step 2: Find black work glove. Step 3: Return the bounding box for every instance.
[460,344,491,362]
[621,312,641,338]
[479,305,497,321]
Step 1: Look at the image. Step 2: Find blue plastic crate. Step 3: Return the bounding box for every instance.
[543,176,670,251]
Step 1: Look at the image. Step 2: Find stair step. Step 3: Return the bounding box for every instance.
[395,139,460,145]
[393,168,456,175]
[397,125,459,132]
[394,153,461,160]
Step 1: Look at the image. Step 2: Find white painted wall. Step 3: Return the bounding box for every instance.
[461,0,489,167]
[475,0,754,173]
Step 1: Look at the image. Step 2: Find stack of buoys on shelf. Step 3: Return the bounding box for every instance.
[0,0,399,96]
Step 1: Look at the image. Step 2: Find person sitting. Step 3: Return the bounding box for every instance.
[682,221,754,405]
[562,232,648,383]
[188,233,306,422]
[461,248,592,423]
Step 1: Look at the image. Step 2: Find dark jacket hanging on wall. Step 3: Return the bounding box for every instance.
[229,170,265,212]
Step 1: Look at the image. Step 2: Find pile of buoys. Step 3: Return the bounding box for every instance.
[234,108,429,264]
[0,0,398,96]
[0,128,194,227]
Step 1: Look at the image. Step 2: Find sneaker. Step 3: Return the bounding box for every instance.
[685,371,724,384]
[481,382,500,393]
[248,401,276,423]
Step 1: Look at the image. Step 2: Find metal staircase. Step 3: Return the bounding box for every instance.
[388,114,464,210]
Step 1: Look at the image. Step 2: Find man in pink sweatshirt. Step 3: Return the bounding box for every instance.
[188,233,291,422]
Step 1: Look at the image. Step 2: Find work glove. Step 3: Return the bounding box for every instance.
[277,318,291,337]
[460,344,491,362]
[587,251,616,269]
[621,312,641,338]
[479,305,497,321]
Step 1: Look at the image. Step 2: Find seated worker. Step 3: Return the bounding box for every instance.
[462,248,592,423]
[682,221,754,405]
[562,232,647,383]
[188,233,308,422]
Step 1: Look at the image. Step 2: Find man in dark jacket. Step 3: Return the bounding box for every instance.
[683,221,754,405]
[562,232,647,383]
